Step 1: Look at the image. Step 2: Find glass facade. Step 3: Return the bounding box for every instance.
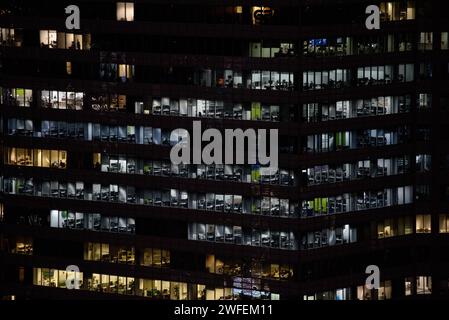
[1,0,448,301]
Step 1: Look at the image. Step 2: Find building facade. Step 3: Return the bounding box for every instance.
[1,0,449,300]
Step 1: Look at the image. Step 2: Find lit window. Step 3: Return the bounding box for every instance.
[50,211,135,234]
[33,268,83,289]
[439,214,449,233]
[39,30,57,48]
[417,276,432,294]
[8,88,32,107]
[100,64,134,82]
[117,2,134,21]
[93,153,101,169]
[49,32,91,50]
[6,148,67,169]
[406,1,416,20]
[249,42,294,58]
[357,281,392,300]
[380,1,415,21]
[378,281,392,300]
[418,93,432,110]
[84,242,135,265]
[32,268,275,299]
[118,64,134,81]
[419,32,433,50]
[399,216,413,235]
[0,28,22,47]
[66,61,72,75]
[398,63,414,82]
[384,219,394,238]
[379,216,413,238]
[41,90,84,110]
[405,277,413,296]
[416,214,431,233]
[111,94,127,110]
[14,236,33,255]
[161,250,170,266]
[251,6,274,25]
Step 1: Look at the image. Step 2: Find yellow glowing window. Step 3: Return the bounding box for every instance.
[251,6,274,25]
[118,64,134,80]
[439,214,449,233]
[39,30,57,48]
[93,153,101,168]
[118,95,127,109]
[66,61,72,75]
[117,2,134,21]
[7,147,67,169]
[416,214,431,233]
[14,237,33,255]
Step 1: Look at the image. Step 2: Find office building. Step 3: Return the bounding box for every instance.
[1,0,449,300]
